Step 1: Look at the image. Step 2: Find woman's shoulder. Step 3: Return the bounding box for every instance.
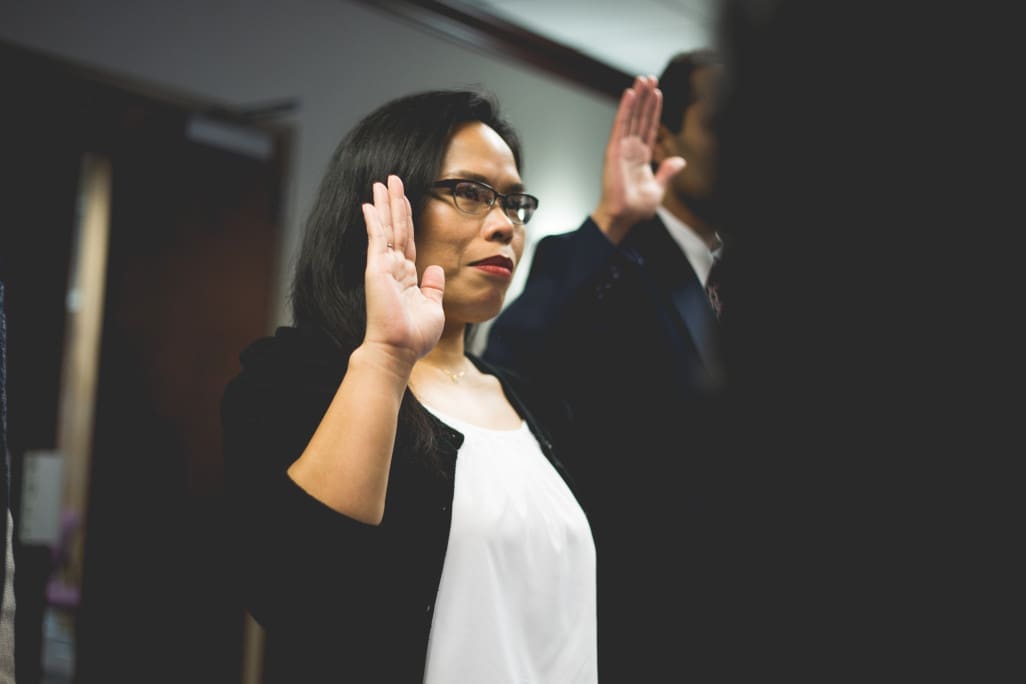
[471,354,573,431]
[237,326,343,377]
[471,353,530,398]
[223,325,346,415]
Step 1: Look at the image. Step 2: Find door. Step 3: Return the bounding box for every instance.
[0,41,289,684]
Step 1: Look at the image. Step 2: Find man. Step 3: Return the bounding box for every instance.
[483,50,725,680]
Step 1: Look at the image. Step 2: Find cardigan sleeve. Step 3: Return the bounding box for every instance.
[221,368,394,631]
[221,329,457,681]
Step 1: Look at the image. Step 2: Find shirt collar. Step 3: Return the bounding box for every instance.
[655,206,719,286]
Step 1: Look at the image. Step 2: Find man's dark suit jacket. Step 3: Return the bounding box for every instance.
[484,215,724,680]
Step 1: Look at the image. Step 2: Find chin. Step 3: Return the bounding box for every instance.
[444,300,503,326]
[471,300,506,323]
[478,304,505,323]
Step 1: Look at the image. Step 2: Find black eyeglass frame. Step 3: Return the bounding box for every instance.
[430,179,539,225]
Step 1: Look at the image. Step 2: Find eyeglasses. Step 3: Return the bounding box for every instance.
[431,179,539,225]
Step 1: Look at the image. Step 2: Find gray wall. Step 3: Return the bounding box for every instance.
[0,0,618,343]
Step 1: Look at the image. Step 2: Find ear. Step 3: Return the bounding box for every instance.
[654,123,680,163]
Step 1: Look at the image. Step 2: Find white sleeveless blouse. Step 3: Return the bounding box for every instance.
[421,405,597,684]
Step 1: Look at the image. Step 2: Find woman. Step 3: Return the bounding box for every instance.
[221,82,673,682]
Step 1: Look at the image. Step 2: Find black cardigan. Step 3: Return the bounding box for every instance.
[221,325,581,683]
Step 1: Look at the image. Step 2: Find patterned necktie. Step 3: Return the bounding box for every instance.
[706,251,724,320]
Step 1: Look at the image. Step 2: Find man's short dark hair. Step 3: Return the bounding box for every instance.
[659,48,721,134]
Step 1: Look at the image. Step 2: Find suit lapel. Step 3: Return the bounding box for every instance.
[623,217,720,373]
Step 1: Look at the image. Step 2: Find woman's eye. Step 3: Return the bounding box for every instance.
[455,183,487,203]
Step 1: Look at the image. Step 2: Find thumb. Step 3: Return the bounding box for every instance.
[654,156,686,188]
[420,264,445,304]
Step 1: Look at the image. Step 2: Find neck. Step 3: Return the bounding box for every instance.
[426,324,467,365]
[416,324,470,380]
[661,193,720,250]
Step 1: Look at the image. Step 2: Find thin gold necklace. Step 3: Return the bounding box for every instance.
[422,359,468,384]
[437,365,466,384]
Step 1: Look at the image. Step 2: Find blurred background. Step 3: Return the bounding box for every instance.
[0,1,715,682]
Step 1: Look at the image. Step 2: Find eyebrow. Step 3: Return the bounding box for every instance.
[441,170,525,194]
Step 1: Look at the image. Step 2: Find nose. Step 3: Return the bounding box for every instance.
[482,203,515,243]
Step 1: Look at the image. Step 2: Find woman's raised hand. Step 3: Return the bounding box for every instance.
[361,175,446,365]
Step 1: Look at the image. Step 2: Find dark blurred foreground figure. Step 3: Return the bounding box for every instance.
[698,0,1002,679]
[222,88,633,683]
[0,282,14,683]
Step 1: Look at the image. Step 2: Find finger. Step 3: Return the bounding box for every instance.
[635,76,659,139]
[610,85,636,149]
[402,195,417,261]
[362,202,388,256]
[643,87,663,150]
[387,175,408,257]
[419,264,445,304]
[654,156,686,188]
[372,181,394,250]
[625,75,646,137]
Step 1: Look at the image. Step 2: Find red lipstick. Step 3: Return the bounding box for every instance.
[470,255,515,277]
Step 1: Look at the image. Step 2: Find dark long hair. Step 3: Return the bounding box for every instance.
[290,89,523,462]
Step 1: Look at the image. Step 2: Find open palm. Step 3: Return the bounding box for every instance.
[611,130,665,217]
[597,75,686,243]
[362,175,445,360]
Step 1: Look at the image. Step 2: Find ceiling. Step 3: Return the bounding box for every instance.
[456,0,719,78]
